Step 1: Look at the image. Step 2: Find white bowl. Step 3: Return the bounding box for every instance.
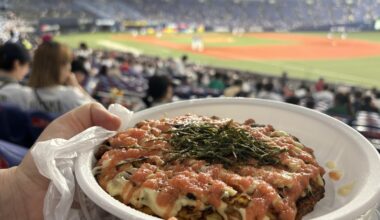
[76,98,380,220]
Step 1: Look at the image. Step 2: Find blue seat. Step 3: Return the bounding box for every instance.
[0,104,57,148]
[0,139,28,167]
[0,104,31,147]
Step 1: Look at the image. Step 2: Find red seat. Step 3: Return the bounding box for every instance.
[0,139,28,167]
[0,155,8,168]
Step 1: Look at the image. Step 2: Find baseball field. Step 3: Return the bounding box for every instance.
[57,32,380,87]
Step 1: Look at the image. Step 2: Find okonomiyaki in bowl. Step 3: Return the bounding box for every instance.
[75,98,380,220]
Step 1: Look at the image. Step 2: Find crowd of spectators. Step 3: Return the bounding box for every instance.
[116,0,380,30]
[0,34,379,148]
[4,0,380,31]
[6,0,93,21]
[1,37,380,115]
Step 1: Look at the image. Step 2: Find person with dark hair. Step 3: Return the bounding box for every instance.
[302,87,315,108]
[77,42,92,59]
[208,72,225,91]
[286,95,301,105]
[8,30,19,43]
[71,58,89,86]
[315,77,325,92]
[375,91,380,109]
[313,84,334,108]
[299,81,308,90]
[98,65,108,76]
[181,55,188,64]
[360,96,379,113]
[79,42,88,50]
[256,81,283,102]
[143,75,173,108]
[352,90,363,113]
[0,42,31,109]
[371,87,377,97]
[279,71,288,88]
[325,92,353,116]
[254,77,264,95]
[370,87,379,108]
[284,87,300,105]
[294,80,309,98]
[305,97,316,109]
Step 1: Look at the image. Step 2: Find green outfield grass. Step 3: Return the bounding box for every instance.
[56,32,380,87]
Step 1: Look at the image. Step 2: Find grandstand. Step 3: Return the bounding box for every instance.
[1,0,377,86]
[1,2,380,219]
[0,0,379,162]
[4,0,380,30]
[122,0,380,30]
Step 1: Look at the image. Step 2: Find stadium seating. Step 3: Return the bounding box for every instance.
[352,111,380,152]
[83,50,380,155]
[6,0,380,31]
[94,75,147,96]
[175,86,222,99]
[0,104,57,148]
[0,104,31,147]
[0,139,28,167]
[29,111,57,142]
[122,0,380,30]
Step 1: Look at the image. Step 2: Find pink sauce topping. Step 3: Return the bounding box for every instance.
[96,114,325,220]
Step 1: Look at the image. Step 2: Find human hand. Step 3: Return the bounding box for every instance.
[0,103,121,220]
[64,73,81,87]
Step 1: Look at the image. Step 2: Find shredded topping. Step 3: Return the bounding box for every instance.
[167,121,286,166]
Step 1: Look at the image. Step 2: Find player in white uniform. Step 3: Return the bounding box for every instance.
[327,32,333,40]
[191,35,204,52]
[0,42,32,110]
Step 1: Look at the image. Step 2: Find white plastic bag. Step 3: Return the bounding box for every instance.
[31,104,133,220]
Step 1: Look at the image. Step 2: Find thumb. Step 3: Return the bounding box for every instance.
[37,102,121,142]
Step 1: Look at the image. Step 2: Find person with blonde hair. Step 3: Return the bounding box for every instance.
[28,41,93,115]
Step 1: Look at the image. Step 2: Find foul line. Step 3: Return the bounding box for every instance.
[97,40,141,55]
